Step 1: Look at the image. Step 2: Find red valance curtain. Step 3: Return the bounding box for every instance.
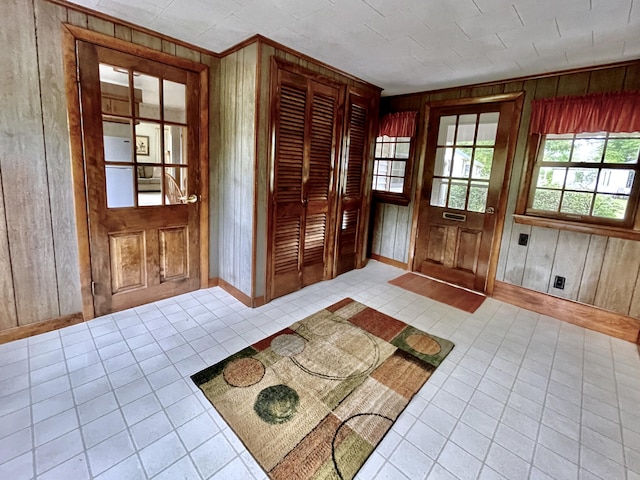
[378,111,418,137]
[530,91,640,134]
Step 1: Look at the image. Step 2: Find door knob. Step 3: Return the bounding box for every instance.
[486,206,495,214]
[181,194,198,204]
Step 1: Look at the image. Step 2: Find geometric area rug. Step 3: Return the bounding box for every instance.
[191,298,454,479]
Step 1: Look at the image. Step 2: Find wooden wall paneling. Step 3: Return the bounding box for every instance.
[176,44,201,63]
[522,226,559,292]
[86,16,114,36]
[379,204,398,259]
[114,24,132,42]
[623,63,640,90]
[3,0,60,325]
[532,76,559,99]
[594,238,640,315]
[547,231,590,300]
[496,79,536,280]
[577,235,607,305]
[66,9,87,27]
[555,72,590,96]
[240,44,257,296]
[35,0,83,315]
[202,53,220,280]
[502,222,531,285]
[392,205,410,263]
[162,39,176,56]
[628,273,640,319]
[0,176,18,331]
[587,66,626,93]
[131,30,162,51]
[370,203,384,256]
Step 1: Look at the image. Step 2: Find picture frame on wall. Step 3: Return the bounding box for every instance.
[136,135,149,156]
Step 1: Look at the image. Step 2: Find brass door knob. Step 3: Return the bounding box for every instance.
[181,194,198,204]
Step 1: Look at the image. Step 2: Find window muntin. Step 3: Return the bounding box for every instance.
[429,112,499,212]
[528,132,640,223]
[372,135,413,203]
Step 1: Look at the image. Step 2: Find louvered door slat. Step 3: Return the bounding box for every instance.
[275,84,306,204]
[303,213,326,267]
[339,210,358,255]
[274,216,301,274]
[307,93,336,203]
[344,104,367,199]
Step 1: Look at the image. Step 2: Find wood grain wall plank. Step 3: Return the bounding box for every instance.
[503,222,531,285]
[2,0,59,324]
[67,9,87,27]
[522,226,559,292]
[114,24,132,42]
[588,66,626,93]
[548,230,590,300]
[379,204,398,259]
[555,72,590,96]
[392,205,410,263]
[623,63,640,90]
[533,76,559,99]
[578,235,607,305]
[87,16,114,37]
[594,238,640,315]
[628,273,640,319]
[131,30,162,51]
[0,176,18,331]
[35,0,82,315]
[370,203,383,256]
[176,44,200,62]
[162,40,176,56]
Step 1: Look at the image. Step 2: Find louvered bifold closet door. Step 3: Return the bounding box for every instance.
[336,95,371,275]
[271,69,341,299]
[302,84,339,287]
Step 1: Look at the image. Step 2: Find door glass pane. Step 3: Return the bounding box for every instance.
[456,114,477,145]
[468,181,488,212]
[137,166,162,206]
[135,122,161,163]
[99,64,130,117]
[165,167,187,204]
[437,116,457,145]
[106,165,134,208]
[134,72,160,120]
[165,125,187,164]
[477,112,499,145]
[434,148,453,176]
[453,148,472,178]
[471,148,493,179]
[164,80,186,124]
[103,120,133,162]
[448,180,468,209]
[431,178,448,207]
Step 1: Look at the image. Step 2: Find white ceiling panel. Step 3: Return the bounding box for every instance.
[69,0,639,95]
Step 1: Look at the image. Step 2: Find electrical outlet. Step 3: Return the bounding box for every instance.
[553,276,566,290]
[518,233,529,246]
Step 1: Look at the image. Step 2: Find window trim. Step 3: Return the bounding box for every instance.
[372,135,415,206]
[516,132,640,237]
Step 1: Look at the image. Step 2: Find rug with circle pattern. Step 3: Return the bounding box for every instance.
[191,298,454,480]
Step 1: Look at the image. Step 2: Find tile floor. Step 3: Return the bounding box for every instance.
[1,261,639,480]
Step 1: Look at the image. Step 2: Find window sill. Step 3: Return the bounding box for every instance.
[372,192,411,207]
[513,214,640,241]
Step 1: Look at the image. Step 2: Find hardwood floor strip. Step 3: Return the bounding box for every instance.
[390,272,485,313]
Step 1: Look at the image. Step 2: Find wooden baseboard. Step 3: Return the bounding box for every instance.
[493,281,640,344]
[370,254,409,270]
[0,312,84,345]
[215,278,265,308]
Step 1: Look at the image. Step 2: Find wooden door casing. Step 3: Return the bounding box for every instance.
[77,41,202,315]
[270,65,343,299]
[414,99,519,292]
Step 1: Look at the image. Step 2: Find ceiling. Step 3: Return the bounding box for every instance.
[68,0,639,96]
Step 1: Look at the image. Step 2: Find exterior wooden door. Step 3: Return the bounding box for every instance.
[270,66,342,299]
[77,41,202,316]
[414,100,517,292]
